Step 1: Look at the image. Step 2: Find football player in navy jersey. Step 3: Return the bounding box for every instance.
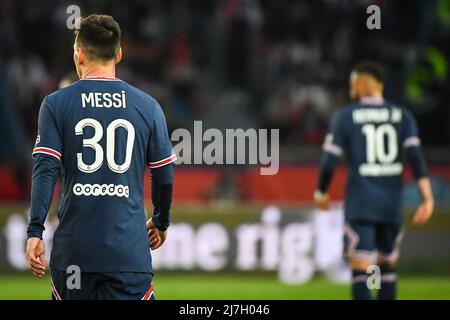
[25,14,176,300]
[315,61,434,300]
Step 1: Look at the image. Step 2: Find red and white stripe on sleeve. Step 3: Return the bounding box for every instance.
[32,147,62,160]
[148,153,177,169]
[403,136,421,149]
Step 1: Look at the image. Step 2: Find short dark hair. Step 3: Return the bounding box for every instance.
[352,61,385,83]
[75,14,121,62]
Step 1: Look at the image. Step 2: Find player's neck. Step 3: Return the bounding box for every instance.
[81,64,116,79]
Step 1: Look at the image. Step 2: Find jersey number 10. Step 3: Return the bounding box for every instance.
[361,123,398,164]
[75,118,135,173]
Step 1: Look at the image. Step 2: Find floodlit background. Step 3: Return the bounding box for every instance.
[0,0,449,299]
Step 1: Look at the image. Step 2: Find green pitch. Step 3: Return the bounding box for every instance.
[0,274,449,300]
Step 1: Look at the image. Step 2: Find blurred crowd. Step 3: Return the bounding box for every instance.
[0,0,449,176]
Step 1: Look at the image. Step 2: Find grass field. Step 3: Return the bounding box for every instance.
[1,274,450,300]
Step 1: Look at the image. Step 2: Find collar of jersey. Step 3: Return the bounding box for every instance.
[359,96,384,106]
[81,76,122,81]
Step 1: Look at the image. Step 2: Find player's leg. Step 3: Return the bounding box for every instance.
[50,269,97,300]
[96,272,154,300]
[344,221,377,300]
[376,224,403,300]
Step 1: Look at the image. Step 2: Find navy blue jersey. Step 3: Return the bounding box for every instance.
[323,98,421,223]
[32,76,175,273]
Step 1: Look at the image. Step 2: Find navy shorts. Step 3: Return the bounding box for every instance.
[51,269,154,300]
[344,221,404,264]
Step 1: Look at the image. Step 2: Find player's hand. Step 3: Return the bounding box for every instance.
[413,199,434,226]
[146,219,167,250]
[314,191,330,211]
[25,237,46,277]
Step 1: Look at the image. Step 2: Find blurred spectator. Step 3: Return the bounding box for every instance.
[0,0,449,200]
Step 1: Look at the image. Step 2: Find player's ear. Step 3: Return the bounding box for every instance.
[76,47,85,65]
[356,76,367,92]
[115,47,122,64]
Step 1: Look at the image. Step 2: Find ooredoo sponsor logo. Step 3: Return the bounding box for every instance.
[72,183,129,198]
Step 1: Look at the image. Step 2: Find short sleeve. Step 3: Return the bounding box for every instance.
[402,109,421,149]
[322,111,345,157]
[32,97,62,160]
[147,100,176,169]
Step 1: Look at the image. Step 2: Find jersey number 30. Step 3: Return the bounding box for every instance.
[75,118,135,173]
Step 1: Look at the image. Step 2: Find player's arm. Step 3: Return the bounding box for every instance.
[147,164,173,249]
[315,112,345,210]
[413,177,433,225]
[407,147,433,225]
[26,97,62,277]
[403,110,434,226]
[146,99,176,249]
[315,152,339,210]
